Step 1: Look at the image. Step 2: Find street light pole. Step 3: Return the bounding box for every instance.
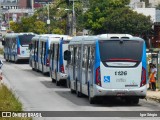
[8,10,10,30]
[47,2,50,34]
[72,0,76,36]
[31,0,34,13]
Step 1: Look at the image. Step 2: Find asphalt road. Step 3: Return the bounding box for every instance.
[1,56,160,120]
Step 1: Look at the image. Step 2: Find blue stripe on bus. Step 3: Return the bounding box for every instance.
[17,36,20,55]
[59,39,63,71]
[142,42,147,69]
[94,40,100,84]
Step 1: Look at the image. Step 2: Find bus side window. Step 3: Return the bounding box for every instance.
[54,44,57,60]
[82,46,87,68]
[89,46,95,68]
[75,47,78,66]
[52,44,54,60]
[44,42,47,56]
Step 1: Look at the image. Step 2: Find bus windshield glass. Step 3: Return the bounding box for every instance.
[99,40,143,62]
[19,35,35,46]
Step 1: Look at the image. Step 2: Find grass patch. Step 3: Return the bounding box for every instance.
[0,84,32,120]
[0,48,3,55]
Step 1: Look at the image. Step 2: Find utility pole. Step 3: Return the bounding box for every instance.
[47,2,50,34]
[8,10,10,30]
[72,0,76,36]
[31,0,34,13]
[81,0,90,35]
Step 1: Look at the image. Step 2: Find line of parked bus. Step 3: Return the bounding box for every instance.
[2,32,36,63]
[2,33,147,104]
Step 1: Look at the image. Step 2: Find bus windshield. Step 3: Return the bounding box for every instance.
[19,35,35,46]
[99,40,143,62]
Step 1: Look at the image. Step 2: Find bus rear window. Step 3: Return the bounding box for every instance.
[99,40,143,62]
[19,35,35,46]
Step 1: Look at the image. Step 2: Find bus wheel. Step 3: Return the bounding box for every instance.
[4,53,5,59]
[76,89,82,97]
[14,56,17,64]
[50,70,52,79]
[132,98,139,104]
[70,89,74,93]
[56,80,60,86]
[76,80,82,97]
[66,79,70,88]
[125,98,139,104]
[42,65,44,74]
[89,95,95,104]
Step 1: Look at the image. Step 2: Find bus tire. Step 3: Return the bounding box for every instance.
[133,98,139,104]
[76,79,82,97]
[42,65,44,74]
[14,56,17,64]
[56,80,60,86]
[66,79,70,88]
[52,78,55,83]
[50,69,52,79]
[76,90,82,97]
[70,89,74,93]
[89,95,95,104]
[125,98,139,104]
[88,87,95,104]
[4,53,6,59]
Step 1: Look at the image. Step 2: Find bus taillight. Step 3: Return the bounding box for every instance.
[17,47,20,55]
[140,67,146,87]
[96,67,101,86]
[46,58,50,66]
[60,65,64,73]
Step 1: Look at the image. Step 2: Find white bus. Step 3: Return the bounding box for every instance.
[64,34,147,104]
[29,35,41,70]
[29,34,53,71]
[49,35,72,86]
[2,33,35,63]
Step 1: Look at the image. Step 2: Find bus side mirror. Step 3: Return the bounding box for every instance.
[29,44,32,50]
[64,50,71,61]
[2,41,5,46]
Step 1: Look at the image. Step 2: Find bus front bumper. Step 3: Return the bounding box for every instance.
[93,85,147,98]
[57,72,68,81]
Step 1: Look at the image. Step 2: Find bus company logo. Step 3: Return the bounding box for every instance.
[2,112,11,117]
[22,51,25,54]
[104,76,110,83]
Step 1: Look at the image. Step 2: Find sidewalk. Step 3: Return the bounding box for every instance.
[146,89,160,102]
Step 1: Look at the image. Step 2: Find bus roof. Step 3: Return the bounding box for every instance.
[69,34,144,44]
[40,34,72,42]
[4,32,36,39]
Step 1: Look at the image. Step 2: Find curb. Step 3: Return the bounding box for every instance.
[146,96,160,103]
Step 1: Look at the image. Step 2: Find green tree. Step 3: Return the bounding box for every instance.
[83,0,152,35]
[10,15,47,34]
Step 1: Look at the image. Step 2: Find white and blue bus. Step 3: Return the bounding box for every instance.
[2,33,35,63]
[29,34,52,71]
[64,34,147,104]
[29,35,41,70]
[49,35,72,86]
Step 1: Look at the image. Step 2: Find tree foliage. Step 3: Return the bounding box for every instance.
[10,0,153,36]
[10,15,47,34]
[83,0,152,35]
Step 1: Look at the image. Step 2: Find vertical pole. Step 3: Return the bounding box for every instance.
[47,3,50,34]
[8,10,10,30]
[31,0,34,13]
[72,0,76,36]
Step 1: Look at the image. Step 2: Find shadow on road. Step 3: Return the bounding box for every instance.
[40,80,67,89]
[55,90,142,107]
